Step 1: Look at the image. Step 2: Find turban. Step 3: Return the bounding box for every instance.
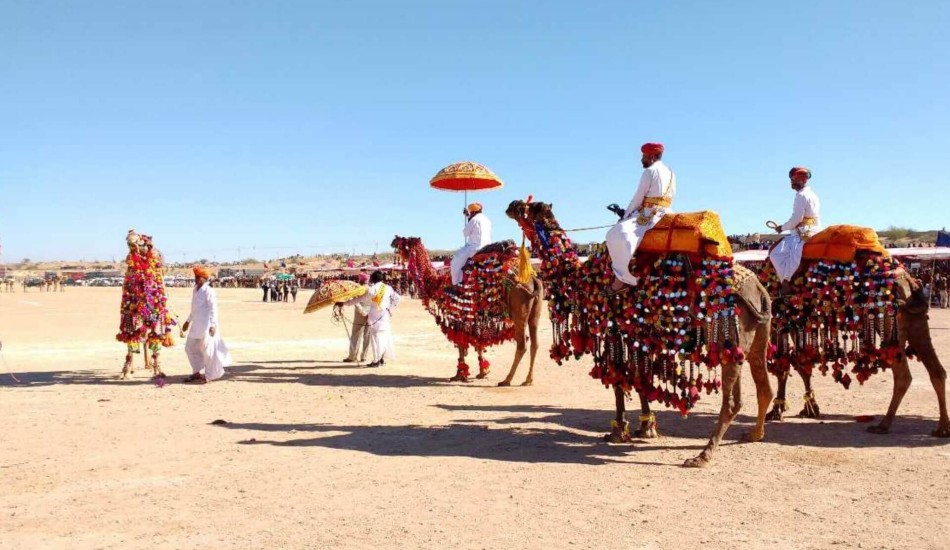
[789,167,812,180]
[357,272,370,284]
[193,266,212,279]
[641,142,664,156]
[466,202,483,214]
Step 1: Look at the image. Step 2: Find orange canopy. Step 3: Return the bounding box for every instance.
[802,225,889,263]
[638,211,733,259]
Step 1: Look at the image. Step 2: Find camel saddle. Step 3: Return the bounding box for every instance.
[801,225,888,263]
[637,211,733,259]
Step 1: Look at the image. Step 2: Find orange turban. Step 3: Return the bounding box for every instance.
[466,202,483,214]
[193,266,212,279]
[789,167,812,180]
[641,142,664,156]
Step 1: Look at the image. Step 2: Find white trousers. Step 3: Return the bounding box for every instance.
[185,335,231,380]
[369,324,396,363]
[451,244,478,285]
[769,233,807,282]
[605,210,663,285]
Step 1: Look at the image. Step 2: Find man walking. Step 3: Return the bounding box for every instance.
[182,266,231,383]
[342,273,372,363]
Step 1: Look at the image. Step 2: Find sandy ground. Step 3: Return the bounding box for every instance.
[1,287,949,550]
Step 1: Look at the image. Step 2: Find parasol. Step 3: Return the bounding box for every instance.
[303,279,367,314]
[429,161,504,220]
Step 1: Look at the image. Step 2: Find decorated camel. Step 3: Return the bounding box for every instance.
[391,236,543,384]
[506,200,773,467]
[116,230,176,379]
[756,225,950,437]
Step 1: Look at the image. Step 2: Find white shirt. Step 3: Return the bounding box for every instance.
[624,160,676,217]
[186,282,219,338]
[346,282,401,328]
[781,186,821,231]
[463,212,492,249]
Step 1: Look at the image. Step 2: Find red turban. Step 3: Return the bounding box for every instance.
[466,202,483,214]
[789,167,812,180]
[193,266,212,279]
[641,142,664,156]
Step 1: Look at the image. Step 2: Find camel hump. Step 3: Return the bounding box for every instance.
[801,225,888,263]
[639,211,732,258]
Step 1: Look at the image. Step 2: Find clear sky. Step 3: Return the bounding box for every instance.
[2,1,948,263]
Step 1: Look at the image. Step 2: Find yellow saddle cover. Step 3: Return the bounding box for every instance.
[801,225,888,263]
[638,211,733,258]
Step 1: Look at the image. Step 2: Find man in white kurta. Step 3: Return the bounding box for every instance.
[768,167,821,282]
[451,202,492,285]
[182,266,231,383]
[339,270,401,367]
[605,142,676,290]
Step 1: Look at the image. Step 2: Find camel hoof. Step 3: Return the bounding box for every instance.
[867,424,890,435]
[931,425,950,438]
[520,379,533,387]
[449,375,470,383]
[475,370,490,380]
[797,404,821,419]
[497,380,511,387]
[633,424,659,439]
[683,456,711,468]
[741,430,765,443]
[765,407,785,422]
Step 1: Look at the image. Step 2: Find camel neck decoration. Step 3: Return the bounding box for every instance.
[509,201,745,415]
[392,235,543,383]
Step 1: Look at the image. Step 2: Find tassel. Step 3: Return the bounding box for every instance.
[515,236,536,285]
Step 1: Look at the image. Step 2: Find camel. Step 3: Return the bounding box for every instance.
[391,236,544,385]
[758,248,950,438]
[117,230,175,380]
[506,200,774,467]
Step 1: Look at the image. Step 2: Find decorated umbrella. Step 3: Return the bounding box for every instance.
[303,279,367,314]
[429,161,505,222]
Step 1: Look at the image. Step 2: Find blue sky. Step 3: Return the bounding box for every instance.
[2,1,948,262]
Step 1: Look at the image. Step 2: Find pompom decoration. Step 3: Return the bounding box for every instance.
[758,254,903,387]
[116,231,176,351]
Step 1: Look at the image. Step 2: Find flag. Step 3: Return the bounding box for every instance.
[937,230,950,247]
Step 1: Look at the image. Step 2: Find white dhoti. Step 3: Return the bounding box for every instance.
[768,233,807,282]
[605,208,665,285]
[369,322,396,363]
[451,244,478,285]
[185,334,232,381]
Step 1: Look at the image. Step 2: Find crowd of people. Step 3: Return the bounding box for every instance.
[260,279,299,303]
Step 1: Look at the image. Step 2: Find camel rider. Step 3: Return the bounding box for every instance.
[767,167,821,282]
[605,142,676,292]
[451,202,492,285]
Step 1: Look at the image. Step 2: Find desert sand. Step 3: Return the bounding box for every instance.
[2,287,949,549]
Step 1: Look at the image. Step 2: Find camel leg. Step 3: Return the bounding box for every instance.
[684,361,743,468]
[604,385,633,443]
[633,392,658,438]
[766,368,789,422]
[521,310,540,386]
[742,322,772,443]
[904,315,950,437]
[119,352,134,380]
[498,328,527,387]
[151,349,165,378]
[797,369,821,418]
[868,355,912,435]
[475,348,491,379]
[450,345,471,382]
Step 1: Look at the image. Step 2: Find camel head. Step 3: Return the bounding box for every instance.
[506,200,560,232]
[391,236,422,254]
